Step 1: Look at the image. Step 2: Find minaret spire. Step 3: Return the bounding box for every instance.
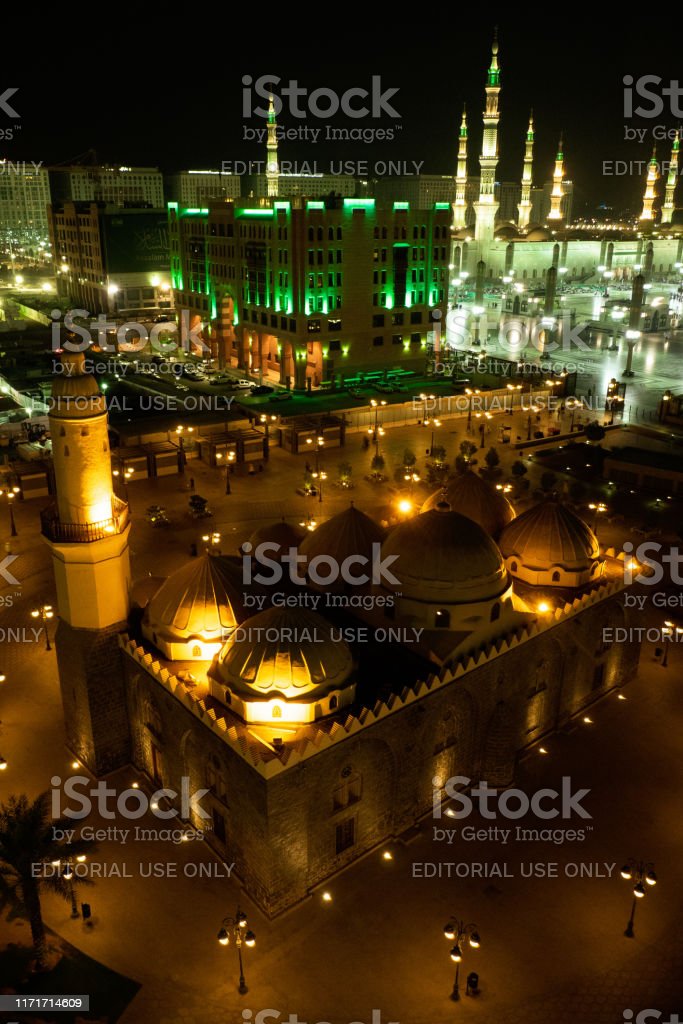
[547,133,565,222]
[639,146,658,222]
[266,93,279,199]
[518,110,534,229]
[452,105,469,230]
[661,131,679,224]
[474,29,502,244]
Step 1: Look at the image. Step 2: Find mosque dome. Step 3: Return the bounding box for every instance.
[142,553,242,660]
[210,606,355,724]
[421,473,515,538]
[498,500,604,587]
[380,504,508,604]
[248,518,305,554]
[494,221,520,240]
[49,352,106,418]
[299,504,385,591]
[453,225,475,241]
[524,225,552,242]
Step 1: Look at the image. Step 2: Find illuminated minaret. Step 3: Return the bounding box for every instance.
[474,30,501,244]
[44,352,132,773]
[639,148,658,222]
[266,93,279,198]
[547,135,565,222]
[453,106,469,230]
[661,131,679,224]
[518,111,534,229]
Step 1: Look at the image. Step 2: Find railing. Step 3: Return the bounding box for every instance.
[41,496,129,543]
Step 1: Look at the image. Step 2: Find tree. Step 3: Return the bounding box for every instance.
[402,449,417,469]
[0,793,95,970]
[454,440,478,475]
[511,460,528,478]
[337,462,353,488]
[302,468,315,494]
[484,447,500,470]
[541,471,558,493]
[370,454,386,479]
[584,421,606,443]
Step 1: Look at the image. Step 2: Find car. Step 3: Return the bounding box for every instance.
[235,379,253,389]
[209,376,231,386]
[250,385,274,395]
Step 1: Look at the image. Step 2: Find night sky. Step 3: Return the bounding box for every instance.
[2,22,681,214]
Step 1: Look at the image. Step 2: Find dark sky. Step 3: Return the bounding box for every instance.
[2,21,681,214]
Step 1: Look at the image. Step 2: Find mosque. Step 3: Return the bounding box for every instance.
[45,355,640,916]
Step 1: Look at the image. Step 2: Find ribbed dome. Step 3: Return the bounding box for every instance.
[525,225,552,241]
[380,505,508,603]
[249,518,305,553]
[299,505,385,588]
[499,501,600,576]
[50,352,106,418]
[143,553,241,655]
[214,606,353,700]
[421,473,515,538]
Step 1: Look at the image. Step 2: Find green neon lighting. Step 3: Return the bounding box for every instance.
[307,201,325,210]
[393,242,409,247]
[434,202,450,210]
[181,207,209,215]
[233,306,239,326]
[322,298,329,315]
[210,292,217,319]
[236,208,275,218]
[322,347,329,358]
[405,292,413,309]
[274,201,290,210]
[342,345,350,357]
[286,299,293,315]
[343,198,375,210]
[385,293,394,310]
[167,202,178,212]
[393,201,409,210]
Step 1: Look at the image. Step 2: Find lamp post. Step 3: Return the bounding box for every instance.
[465,389,480,434]
[620,859,657,938]
[202,531,222,554]
[0,486,20,537]
[216,450,236,494]
[217,908,256,994]
[660,620,682,667]
[312,469,327,504]
[588,502,607,536]
[31,604,54,651]
[423,417,441,457]
[112,466,133,506]
[443,917,481,1001]
[368,401,386,456]
[62,855,87,917]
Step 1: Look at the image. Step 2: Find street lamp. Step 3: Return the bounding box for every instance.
[216,450,236,494]
[659,620,682,667]
[423,417,441,457]
[112,466,133,505]
[31,604,54,651]
[0,485,20,537]
[217,908,256,994]
[312,470,327,504]
[588,502,607,535]
[202,531,222,553]
[62,855,87,917]
[443,917,481,1001]
[620,859,657,938]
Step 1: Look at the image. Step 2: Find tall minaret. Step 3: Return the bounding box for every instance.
[639,148,658,222]
[266,94,279,198]
[518,111,534,229]
[453,106,469,230]
[44,352,132,773]
[547,135,565,222]
[474,30,502,244]
[661,131,679,224]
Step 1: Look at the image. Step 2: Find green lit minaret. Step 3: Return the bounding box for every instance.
[266,94,279,198]
[661,130,679,224]
[474,30,502,244]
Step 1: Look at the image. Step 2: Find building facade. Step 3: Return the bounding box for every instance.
[0,160,52,252]
[49,166,164,208]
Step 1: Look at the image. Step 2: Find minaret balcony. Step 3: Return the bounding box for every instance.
[41,496,129,543]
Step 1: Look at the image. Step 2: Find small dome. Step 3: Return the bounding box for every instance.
[299,504,385,589]
[50,352,106,418]
[494,221,520,240]
[380,506,508,603]
[453,225,475,241]
[499,500,603,587]
[249,518,305,554]
[143,553,242,660]
[421,473,515,538]
[524,225,552,242]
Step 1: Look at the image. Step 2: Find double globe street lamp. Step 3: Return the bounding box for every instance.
[217,908,256,994]
[621,859,657,938]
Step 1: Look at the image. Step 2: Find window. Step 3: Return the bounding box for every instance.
[373,336,384,347]
[410,311,423,324]
[392,312,404,326]
[307,319,321,333]
[333,769,362,811]
[410,333,421,345]
[490,603,501,622]
[328,318,341,331]
[212,808,226,844]
[329,339,341,352]
[372,314,385,328]
[335,818,356,854]
[552,570,561,582]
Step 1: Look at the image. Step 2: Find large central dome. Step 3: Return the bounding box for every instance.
[421,472,515,538]
[380,504,508,604]
[499,500,603,587]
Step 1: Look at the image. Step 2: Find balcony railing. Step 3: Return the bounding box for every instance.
[41,496,129,543]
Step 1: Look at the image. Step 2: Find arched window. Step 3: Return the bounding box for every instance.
[329,695,338,711]
[333,767,362,810]
[552,570,561,582]
[490,603,501,622]
[272,706,282,719]
[191,645,201,657]
[510,561,518,572]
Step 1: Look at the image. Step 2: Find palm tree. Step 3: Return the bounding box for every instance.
[0,792,95,970]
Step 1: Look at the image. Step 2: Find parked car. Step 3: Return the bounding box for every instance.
[250,385,274,395]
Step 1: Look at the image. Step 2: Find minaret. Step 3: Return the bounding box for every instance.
[474,30,502,244]
[518,111,534,229]
[639,148,658,222]
[44,352,132,773]
[266,94,279,198]
[547,135,565,222]
[661,131,679,224]
[453,106,469,230]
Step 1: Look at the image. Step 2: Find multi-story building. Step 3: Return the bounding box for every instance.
[48,202,171,316]
[244,173,358,200]
[165,170,241,207]
[0,160,52,252]
[49,166,164,208]
[169,196,451,385]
